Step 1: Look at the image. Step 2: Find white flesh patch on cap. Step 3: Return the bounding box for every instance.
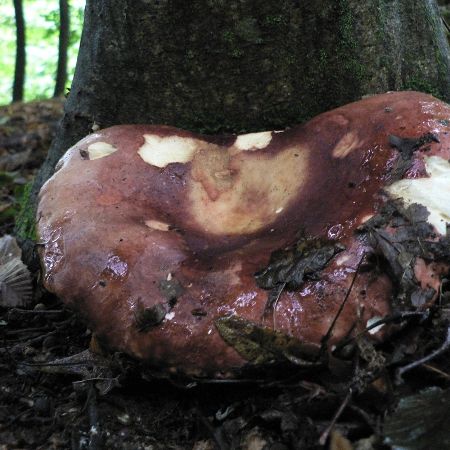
[138,134,200,167]
[386,156,450,235]
[145,219,170,231]
[87,142,118,160]
[234,131,272,151]
[332,131,361,158]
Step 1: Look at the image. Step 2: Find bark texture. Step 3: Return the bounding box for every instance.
[12,0,26,103]
[18,0,450,261]
[54,0,70,97]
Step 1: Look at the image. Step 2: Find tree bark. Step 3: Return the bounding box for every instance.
[12,0,26,103]
[54,0,70,97]
[17,0,450,262]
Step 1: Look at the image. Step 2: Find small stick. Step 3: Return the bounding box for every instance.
[86,382,103,450]
[333,310,429,354]
[422,363,450,380]
[321,256,364,354]
[195,405,229,450]
[318,388,353,446]
[8,308,64,315]
[262,282,286,328]
[443,16,450,34]
[396,326,450,383]
[6,326,51,336]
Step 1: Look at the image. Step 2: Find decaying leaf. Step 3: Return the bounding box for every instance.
[255,236,344,291]
[384,387,450,450]
[255,236,344,311]
[19,349,121,396]
[215,315,320,366]
[361,201,446,309]
[389,133,439,180]
[0,235,32,307]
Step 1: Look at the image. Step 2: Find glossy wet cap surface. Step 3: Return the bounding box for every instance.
[37,91,450,377]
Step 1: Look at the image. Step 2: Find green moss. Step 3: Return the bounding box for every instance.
[332,0,367,96]
[15,182,37,242]
[264,14,287,26]
[339,0,366,81]
[231,48,244,58]
[339,0,357,50]
[222,30,234,43]
[401,76,441,98]
[235,17,262,44]
[432,46,450,100]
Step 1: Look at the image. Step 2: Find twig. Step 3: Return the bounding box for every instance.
[396,326,450,383]
[20,360,95,367]
[318,388,353,446]
[443,16,450,34]
[263,282,286,328]
[422,363,450,380]
[349,404,376,430]
[321,256,364,354]
[8,308,64,315]
[6,326,51,336]
[333,310,429,354]
[195,405,229,450]
[86,382,103,450]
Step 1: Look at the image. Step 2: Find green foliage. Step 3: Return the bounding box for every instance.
[0,0,85,105]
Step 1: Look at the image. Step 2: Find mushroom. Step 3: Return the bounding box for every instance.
[37,91,450,377]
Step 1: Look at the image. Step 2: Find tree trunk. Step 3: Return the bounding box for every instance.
[12,0,26,103]
[54,0,70,97]
[17,0,450,263]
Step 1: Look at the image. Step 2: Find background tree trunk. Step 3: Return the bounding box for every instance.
[12,0,26,103]
[54,0,70,97]
[17,0,450,262]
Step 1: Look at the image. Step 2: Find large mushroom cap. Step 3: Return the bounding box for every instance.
[37,91,450,377]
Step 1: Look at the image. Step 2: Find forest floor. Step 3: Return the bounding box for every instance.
[0,100,449,450]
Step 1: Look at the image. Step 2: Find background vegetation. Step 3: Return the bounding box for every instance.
[1,1,450,107]
[0,0,85,105]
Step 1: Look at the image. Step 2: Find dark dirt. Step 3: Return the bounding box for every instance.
[2,295,450,450]
[1,101,450,450]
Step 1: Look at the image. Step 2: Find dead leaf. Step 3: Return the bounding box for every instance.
[215,315,320,366]
[383,387,450,450]
[330,430,354,450]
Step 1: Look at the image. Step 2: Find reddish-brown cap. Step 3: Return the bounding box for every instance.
[37,91,450,377]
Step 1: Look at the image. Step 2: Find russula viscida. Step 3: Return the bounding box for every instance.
[37,91,450,377]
